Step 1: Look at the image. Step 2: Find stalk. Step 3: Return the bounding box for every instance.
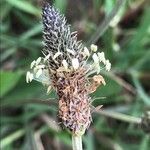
[72,134,83,150]
[96,109,141,124]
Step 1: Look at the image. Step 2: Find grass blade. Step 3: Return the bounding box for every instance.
[5,0,40,16]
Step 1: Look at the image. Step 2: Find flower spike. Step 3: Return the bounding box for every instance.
[26,2,111,136]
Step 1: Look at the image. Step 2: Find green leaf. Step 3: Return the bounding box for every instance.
[0,1,12,21]
[140,135,150,150]
[1,75,54,107]
[5,0,40,16]
[127,7,150,52]
[84,131,94,150]
[118,7,150,69]
[54,0,68,13]
[20,24,42,41]
[131,72,150,106]
[104,0,116,14]
[0,71,22,97]
[1,81,42,106]
[0,48,16,62]
[0,129,25,149]
[57,132,71,146]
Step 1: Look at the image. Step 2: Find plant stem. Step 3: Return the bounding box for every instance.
[87,0,126,45]
[96,109,141,124]
[72,134,83,150]
[1,129,25,149]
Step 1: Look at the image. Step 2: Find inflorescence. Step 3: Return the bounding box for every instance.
[26,2,111,136]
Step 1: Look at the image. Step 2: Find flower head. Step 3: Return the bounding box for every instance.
[26,2,111,136]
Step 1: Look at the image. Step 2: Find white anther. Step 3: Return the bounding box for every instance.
[95,63,100,74]
[47,86,51,93]
[30,60,36,69]
[29,73,34,82]
[44,54,50,62]
[36,57,41,65]
[36,65,45,69]
[91,44,98,52]
[26,71,33,83]
[36,69,43,78]
[26,71,30,83]
[62,59,68,70]
[67,49,75,55]
[53,52,62,60]
[83,47,90,57]
[105,60,111,71]
[97,52,106,64]
[72,58,79,70]
[92,53,99,64]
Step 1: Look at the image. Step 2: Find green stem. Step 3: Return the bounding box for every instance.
[72,134,83,150]
[87,0,126,45]
[1,129,25,149]
[96,109,141,124]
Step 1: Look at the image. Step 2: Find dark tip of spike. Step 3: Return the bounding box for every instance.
[40,0,52,8]
[42,1,51,11]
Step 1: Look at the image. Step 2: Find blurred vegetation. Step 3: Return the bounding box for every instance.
[0,0,150,150]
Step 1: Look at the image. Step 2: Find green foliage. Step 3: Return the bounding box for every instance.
[54,0,68,13]
[0,0,149,150]
[0,71,22,97]
[5,0,41,15]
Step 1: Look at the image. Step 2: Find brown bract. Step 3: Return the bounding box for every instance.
[88,75,106,93]
[52,68,92,135]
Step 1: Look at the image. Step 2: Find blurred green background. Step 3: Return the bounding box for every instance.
[0,0,150,150]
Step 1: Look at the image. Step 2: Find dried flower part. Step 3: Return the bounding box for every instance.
[26,2,112,135]
[53,68,92,135]
[89,75,106,93]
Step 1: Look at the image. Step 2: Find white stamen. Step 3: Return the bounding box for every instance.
[26,71,30,83]
[30,60,36,69]
[91,44,98,52]
[33,67,38,73]
[47,86,51,93]
[26,71,34,83]
[83,47,90,57]
[92,53,99,64]
[98,52,106,64]
[105,60,111,71]
[72,58,79,70]
[29,73,33,82]
[53,52,62,60]
[36,65,45,69]
[36,57,41,65]
[36,69,43,78]
[66,49,75,55]
[44,54,50,62]
[62,59,68,70]
[95,63,100,74]
[34,70,51,85]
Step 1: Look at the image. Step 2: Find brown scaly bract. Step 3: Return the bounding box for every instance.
[53,68,91,135]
